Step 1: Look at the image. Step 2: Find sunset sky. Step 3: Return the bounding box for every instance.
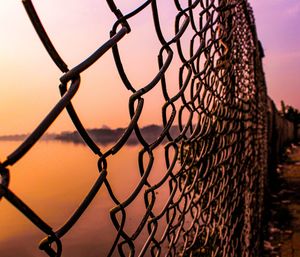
[0,0,299,135]
[250,0,300,110]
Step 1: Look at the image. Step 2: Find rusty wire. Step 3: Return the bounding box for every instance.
[0,0,269,256]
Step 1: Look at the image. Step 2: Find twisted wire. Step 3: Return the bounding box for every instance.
[0,0,270,256]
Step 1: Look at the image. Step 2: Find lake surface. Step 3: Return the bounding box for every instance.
[0,140,172,257]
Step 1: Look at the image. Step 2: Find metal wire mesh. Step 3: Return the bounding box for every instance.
[0,0,270,256]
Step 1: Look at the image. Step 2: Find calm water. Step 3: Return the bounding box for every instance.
[0,140,171,257]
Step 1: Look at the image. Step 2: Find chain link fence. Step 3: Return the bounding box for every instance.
[0,0,294,256]
[267,98,296,175]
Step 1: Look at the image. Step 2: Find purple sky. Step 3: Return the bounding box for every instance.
[250,0,300,110]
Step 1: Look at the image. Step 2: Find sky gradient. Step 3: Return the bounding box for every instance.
[0,0,299,135]
[250,0,300,109]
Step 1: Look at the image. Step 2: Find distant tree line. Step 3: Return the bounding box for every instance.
[281,101,300,124]
[281,100,300,140]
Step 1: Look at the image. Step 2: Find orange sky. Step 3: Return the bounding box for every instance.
[0,0,299,135]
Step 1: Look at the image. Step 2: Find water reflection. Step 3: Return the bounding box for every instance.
[0,140,169,257]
